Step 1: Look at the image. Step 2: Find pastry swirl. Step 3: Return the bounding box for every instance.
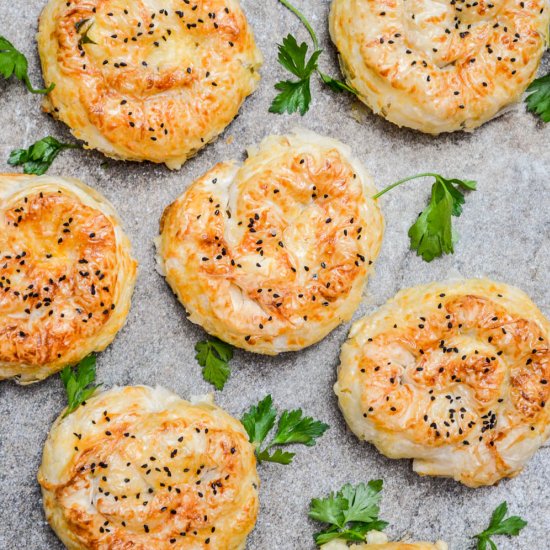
[38,386,259,549]
[37,0,262,168]
[0,174,136,383]
[329,0,550,133]
[336,279,550,487]
[157,130,384,354]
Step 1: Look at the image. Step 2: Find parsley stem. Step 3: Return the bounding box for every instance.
[23,76,55,95]
[372,172,440,199]
[277,0,319,50]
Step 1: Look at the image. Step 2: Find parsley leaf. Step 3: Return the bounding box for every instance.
[309,480,388,545]
[60,355,100,417]
[271,78,313,116]
[8,136,78,175]
[256,448,295,465]
[241,395,278,447]
[270,408,330,446]
[241,395,328,464]
[474,502,527,550]
[318,72,358,94]
[271,0,357,115]
[0,35,54,94]
[195,338,233,391]
[277,34,319,79]
[374,173,476,262]
[525,74,550,122]
[269,36,320,115]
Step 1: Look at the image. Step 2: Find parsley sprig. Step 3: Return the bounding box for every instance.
[195,338,234,391]
[0,35,54,94]
[8,136,79,175]
[270,0,355,115]
[525,73,550,122]
[60,355,101,417]
[374,173,477,262]
[241,395,329,464]
[473,502,527,550]
[309,480,388,545]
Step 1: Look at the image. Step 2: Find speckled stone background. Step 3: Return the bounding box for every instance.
[0,1,549,549]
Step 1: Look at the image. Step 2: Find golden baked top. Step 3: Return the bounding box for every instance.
[336,279,550,487]
[0,174,136,383]
[330,0,550,133]
[37,0,262,168]
[38,385,259,550]
[157,130,384,354]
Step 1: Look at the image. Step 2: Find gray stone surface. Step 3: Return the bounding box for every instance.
[0,1,549,549]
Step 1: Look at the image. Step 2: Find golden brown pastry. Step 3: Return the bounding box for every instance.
[38,385,259,550]
[157,130,384,354]
[37,0,262,169]
[336,279,550,487]
[0,174,136,383]
[322,531,447,550]
[329,0,550,133]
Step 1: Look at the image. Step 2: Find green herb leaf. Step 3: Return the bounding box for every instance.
[194,338,233,390]
[270,79,313,116]
[309,481,387,546]
[318,72,357,94]
[270,408,329,447]
[525,74,550,122]
[269,35,320,116]
[241,395,328,465]
[0,35,54,94]
[60,355,100,417]
[241,395,278,447]
[408,180,455,262]
[474,502,527,550]
[8,136,78,176]
[409,176,476,261]
[309,494,347,527]
[315,522,389,546]
[276,34,317,79]
[340,480,383,523]
[271,1,357,115]
[374,173,476,262]
[256,448,295,464]
[314,528,364,546]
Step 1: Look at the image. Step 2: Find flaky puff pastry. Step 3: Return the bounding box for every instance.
[0,174,136,384]
[336,279,550,487]
[157,130,384,354]
[37,0,262,169]
[38,386,260,550]
[329,0,550,133]
[322,531,447,550]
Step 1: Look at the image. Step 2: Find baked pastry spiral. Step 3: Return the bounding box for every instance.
[0,174,136,384]
[37,0,262,169]
[157,130,384,354]
[38,385,259,550]
[336,279,550,487]
[329,0,550,133]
